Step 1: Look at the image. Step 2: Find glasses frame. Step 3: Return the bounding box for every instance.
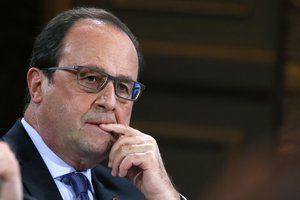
[42,66,145,101]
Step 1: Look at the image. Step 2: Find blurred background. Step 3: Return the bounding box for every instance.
[1,0,300,199]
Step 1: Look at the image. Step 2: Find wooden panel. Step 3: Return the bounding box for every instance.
[110,0,250,17]
[132,91,273,141]
[141,40,276,63]
[42,0,72,21]
[132,120,241,141]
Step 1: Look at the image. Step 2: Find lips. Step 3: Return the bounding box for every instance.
[86,122,117,140]
[88,121,113,125]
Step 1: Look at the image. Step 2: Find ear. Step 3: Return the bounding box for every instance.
[27,68,46,104]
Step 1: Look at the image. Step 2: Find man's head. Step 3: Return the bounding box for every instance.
[24,7,144,170]
[24,7,143,110]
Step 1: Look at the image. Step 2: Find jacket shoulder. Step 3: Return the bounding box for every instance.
[0,128,8,137]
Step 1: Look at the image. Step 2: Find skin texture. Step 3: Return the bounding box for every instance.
[24,19,180,200]
[0,142,22,200]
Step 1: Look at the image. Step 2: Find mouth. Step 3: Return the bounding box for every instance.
[86,122,118,140]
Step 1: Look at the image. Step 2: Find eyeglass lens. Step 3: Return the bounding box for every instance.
[77,67,142,100]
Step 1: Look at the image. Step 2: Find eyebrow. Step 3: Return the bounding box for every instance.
[80,65,135,81]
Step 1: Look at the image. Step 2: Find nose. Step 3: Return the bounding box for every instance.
[93,81,117,111]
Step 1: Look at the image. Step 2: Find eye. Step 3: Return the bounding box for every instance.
[118,83,130,93]
[117,81,132,95]
[84,75,97,83]
[79,72,106,90]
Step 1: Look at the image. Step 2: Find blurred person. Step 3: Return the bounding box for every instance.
[199,135,300,200]
[1,7,185,200]
[0,141,22,200]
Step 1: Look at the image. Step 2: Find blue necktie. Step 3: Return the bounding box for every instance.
[61,172,91,200]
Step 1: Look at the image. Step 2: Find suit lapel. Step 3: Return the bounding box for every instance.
[92,170,118,200]
[3,119,63,200]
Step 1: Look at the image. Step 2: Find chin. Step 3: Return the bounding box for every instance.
[86,140,112,157]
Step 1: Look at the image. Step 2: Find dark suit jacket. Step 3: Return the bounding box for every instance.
[2,119,147,200]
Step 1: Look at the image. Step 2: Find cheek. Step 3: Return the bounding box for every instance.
[117,103,133,125]
[63,95,96,127]
[41,93,72,127]
[42,87,90,127]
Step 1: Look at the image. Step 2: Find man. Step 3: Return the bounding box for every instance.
[2,7,185,200]
[0,142,22,200]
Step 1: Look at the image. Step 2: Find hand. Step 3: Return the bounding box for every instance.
[0,142,22,200]
[100,124,180,200]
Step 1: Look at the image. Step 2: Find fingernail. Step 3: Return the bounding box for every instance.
[99,124,106,128]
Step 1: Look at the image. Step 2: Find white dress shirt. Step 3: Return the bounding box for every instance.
[21,118,94,200]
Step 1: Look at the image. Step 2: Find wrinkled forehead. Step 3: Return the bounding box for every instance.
[60,19,139,80]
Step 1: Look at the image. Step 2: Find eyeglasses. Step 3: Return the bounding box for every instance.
[43,66,145,101]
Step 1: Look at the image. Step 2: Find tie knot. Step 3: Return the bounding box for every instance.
[61,172,91,200]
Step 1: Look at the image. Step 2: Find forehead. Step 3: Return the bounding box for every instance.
[59,19,139,80]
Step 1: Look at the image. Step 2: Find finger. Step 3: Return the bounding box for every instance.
[109,133,155,167]
[109,135,147,169]
[110,142,154,176]
[118,151,153,178]
[0,142,15,165]
[103,124,151,166]
[109,134,149,158]
[127,165,143,186]
[100,124,142,137]
[0,142,19,180]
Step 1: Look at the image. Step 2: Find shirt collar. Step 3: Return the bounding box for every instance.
[20,118,92,183]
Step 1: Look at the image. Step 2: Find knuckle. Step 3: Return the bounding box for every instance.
[120,144,132,155]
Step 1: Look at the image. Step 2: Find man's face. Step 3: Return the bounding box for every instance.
[36,19,139,168]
